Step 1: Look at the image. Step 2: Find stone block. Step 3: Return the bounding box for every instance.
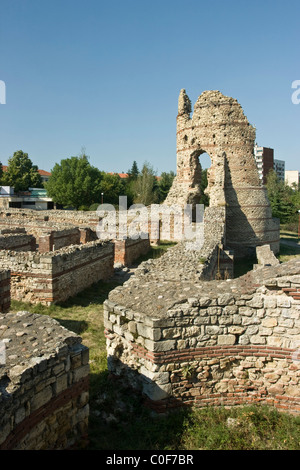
[217,334,236,345]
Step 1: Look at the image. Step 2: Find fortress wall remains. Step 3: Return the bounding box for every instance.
[0,209,100,229]
[0,240,114,305]
[0,311,89,450]
[0,233,36,252]
[104,259,300,415]
[114,238,151,266]
[38,227,81,253]
[50,241,114,303]
[164,89,280,258]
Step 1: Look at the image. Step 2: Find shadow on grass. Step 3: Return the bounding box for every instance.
[280,230,299,240]
[87,370,191,451]
[54,280,121,308]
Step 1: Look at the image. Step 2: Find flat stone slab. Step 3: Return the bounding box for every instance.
[0,311,81,388]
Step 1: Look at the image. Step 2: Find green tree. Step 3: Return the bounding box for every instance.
[266,170,294,224]
[46,155,102,210]
[199,168,210,206]
[157,171,175,202]
[133,162,159,206]
[127,160,139,181]
[99,173,127,206]
[2,150,42,192]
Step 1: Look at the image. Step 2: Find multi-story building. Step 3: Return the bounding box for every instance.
[285,170,300,188]
[254,144,285,184]
[274,159,285,182]
[254,144,274,184]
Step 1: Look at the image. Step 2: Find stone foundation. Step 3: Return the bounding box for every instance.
[114,238,151,266]
[104,256,300,415]
[0,233,36,252]
[38,227,81,253]
[0,240,114,305]
[0,311,89,450]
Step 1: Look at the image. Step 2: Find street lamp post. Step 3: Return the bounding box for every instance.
[298,210,300,242]
[101,193,104,205]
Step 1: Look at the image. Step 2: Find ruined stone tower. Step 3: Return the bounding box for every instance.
[164,89,280,257]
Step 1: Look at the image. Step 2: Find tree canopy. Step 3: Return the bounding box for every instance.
[99,173,127,206]
[266,170,298,224]
[2,150,42,192]
[46,155,103,210]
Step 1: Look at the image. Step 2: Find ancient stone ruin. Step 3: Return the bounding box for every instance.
[0,90,298,450]
[0,311,89,450]
[165,89,280,258]
[103,90,299,415]
[0,208,150,449]
[0,209,150,305]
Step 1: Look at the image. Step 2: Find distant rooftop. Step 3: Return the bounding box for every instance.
[2,165,51,177]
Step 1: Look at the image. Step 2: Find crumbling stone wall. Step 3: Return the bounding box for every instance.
[0,209,100,231]
[0,311,89,450]
[0,241,114,304]
[104,255,300,415]
[164,89,280,257]
[0,233,36,252]
[114,238,151,266]
[38,227,81,253]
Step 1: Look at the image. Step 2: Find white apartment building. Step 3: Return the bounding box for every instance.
[254,144,285,183]
[254,144,274,184]
[285,170,300,188]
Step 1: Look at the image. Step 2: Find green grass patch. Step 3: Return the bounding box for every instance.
[279,229,300,262]
[131,240,177,265]
[178,405,300,450]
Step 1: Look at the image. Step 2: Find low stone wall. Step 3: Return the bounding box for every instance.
[0,233,36,252]
[104,257,300,415]
[50,241,114,303]
[0,311,89,450]
[0,208,100,230]
[114,238,151,266]
[38,228,81,253]
[0,240,114,304]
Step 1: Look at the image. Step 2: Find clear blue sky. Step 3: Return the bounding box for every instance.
[0,0,299,175]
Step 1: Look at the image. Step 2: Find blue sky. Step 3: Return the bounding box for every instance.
[0,0,299,175]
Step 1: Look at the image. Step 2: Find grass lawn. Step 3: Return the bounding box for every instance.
[8,240,300,450]
[278,230,300,262]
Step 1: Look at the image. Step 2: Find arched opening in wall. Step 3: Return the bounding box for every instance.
[198,152,211,207]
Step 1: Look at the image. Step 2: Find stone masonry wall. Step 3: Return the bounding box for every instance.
[114,238,151,266]
[104,257,300,414]
[50,241,114,303]
[0,209,100,230]
[164,89,280,258]
[0,311,89,450]
[0,233,36,252]
[0,240,114,305]
[38,228,81,253]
